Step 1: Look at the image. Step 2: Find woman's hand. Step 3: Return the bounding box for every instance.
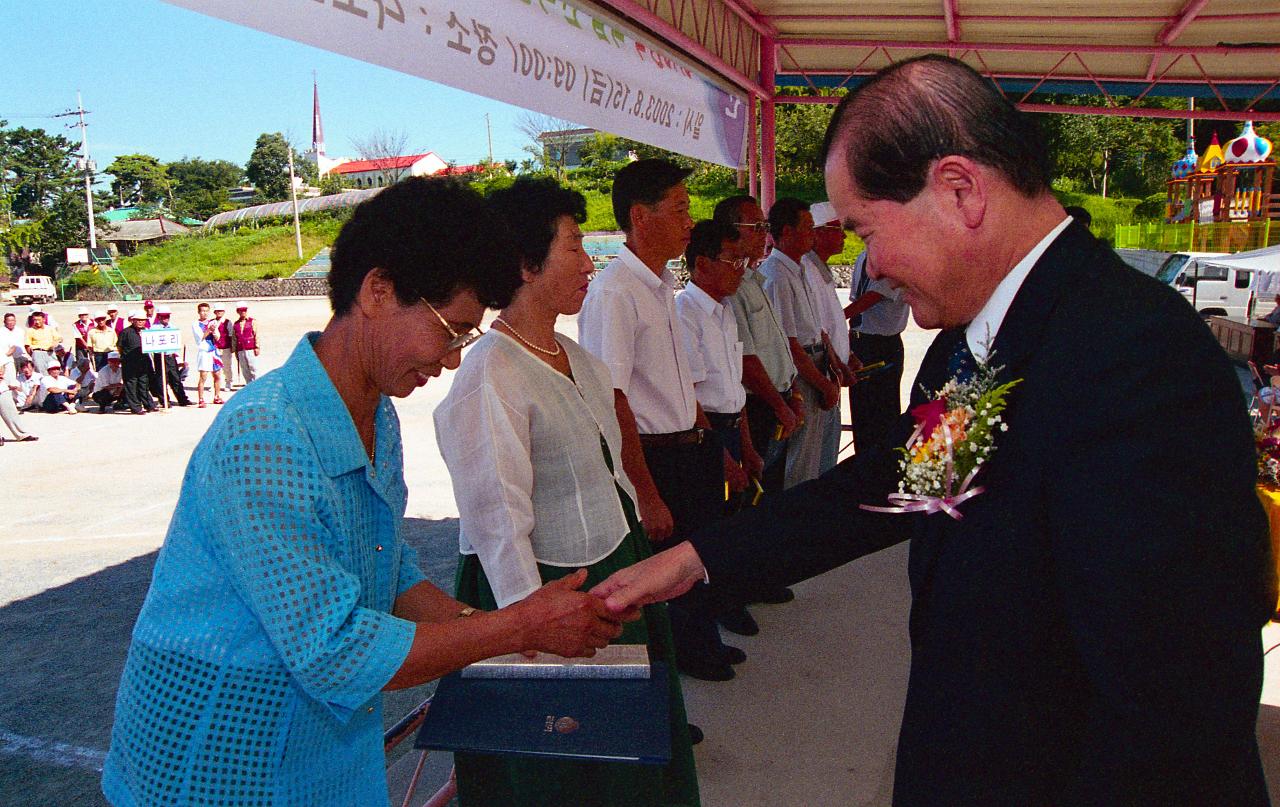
[511,569,629,657]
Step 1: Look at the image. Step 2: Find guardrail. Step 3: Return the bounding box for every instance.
[1115,220,1276,252]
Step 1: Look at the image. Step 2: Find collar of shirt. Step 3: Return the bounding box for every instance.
[618,244,676,292]
[966,216,1072,361]
[278,332,395,478]
[683,281,726,318]
[768,248,805,277]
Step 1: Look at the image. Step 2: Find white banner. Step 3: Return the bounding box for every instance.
[164,0,748,168]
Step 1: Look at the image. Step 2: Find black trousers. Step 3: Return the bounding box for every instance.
[848,330,905,454]
[642,436,727,658]
[123,369,156,412]
[92,389,124,410]
[150,354,189,404]
[744,393,787,496]
[706,411,747,517]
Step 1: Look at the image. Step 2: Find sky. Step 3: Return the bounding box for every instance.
[1,0,545,181]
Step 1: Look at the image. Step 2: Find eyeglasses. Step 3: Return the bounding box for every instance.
[815,223,845,232]
[423,298,484,353]
[732,222,769,233]
[715,257,750,271]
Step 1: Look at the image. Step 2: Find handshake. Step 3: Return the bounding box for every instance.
[511,544,708,659]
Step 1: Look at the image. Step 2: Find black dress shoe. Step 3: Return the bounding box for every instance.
[677,652,735,682]
[757,586,795,604]
[718,607,759,637]
[687,723,704,745]
[719,644,746,665]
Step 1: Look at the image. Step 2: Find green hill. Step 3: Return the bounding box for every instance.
[74,217,346,287]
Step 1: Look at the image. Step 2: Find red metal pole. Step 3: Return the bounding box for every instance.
[777,37,1280,56]
[760,36,776,211]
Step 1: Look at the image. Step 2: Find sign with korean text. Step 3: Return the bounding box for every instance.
[142,328,182,355]
[163,0,747,168]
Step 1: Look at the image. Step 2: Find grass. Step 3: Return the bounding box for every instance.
[73,217,346,287]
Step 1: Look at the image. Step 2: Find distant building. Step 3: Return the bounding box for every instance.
[103,217,191,256]
[537,127,598,169]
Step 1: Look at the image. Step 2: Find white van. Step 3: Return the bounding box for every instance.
[12,274,57,305]
[1153,252,1253,318]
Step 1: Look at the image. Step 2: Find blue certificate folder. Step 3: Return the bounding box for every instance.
[414,662,671,764]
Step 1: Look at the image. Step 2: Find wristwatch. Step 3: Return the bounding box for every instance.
[457,606,477,619]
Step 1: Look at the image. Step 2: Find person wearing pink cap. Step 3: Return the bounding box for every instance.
[231,301,260,385]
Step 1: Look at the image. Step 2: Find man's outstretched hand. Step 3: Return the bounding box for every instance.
[589,542,707,614]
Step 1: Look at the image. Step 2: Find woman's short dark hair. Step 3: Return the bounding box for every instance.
[612,159,692,233]
[767,197,811,241]
[486,177,587,273]
[328,177,521,315]
[822,55,1051,203]
[685,219,740,270]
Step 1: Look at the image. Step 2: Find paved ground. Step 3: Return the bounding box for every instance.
[2,297,1278,805]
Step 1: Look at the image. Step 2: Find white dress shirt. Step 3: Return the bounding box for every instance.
[676,282,747,414]
[434,331,640,608]
[729,267,797,393]
[759,249,824,346]
[802,251,852,363]
[966,216,1073,361]
[848,252,911,336]
[577,245,698,434]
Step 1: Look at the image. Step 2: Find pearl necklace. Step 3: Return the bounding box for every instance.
[495,317,562,356]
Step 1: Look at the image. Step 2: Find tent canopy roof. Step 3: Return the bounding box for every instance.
[595,0,1280,116]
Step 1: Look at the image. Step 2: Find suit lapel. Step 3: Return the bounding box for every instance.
[904,221,1097,643]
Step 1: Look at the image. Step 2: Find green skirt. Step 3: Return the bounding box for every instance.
[453,528,701,807]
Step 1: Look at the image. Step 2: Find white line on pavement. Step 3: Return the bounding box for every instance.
[0,727,106,772]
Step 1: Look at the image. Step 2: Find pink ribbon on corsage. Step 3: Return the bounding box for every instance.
[860,410,986,521]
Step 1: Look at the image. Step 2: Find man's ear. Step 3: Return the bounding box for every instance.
[932,156,986,230]
[355,268,396,316]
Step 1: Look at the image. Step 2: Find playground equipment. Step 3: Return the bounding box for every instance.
[1162,122,1276,252]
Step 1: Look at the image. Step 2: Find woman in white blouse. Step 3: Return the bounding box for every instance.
[434,178,699,807]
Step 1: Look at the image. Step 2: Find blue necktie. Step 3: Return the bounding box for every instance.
[850,255,872,330]
[947,333,976,383]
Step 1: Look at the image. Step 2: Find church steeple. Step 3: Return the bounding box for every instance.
[312,72,326,157]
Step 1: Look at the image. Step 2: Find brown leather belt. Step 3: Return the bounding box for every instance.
[639,427,705,448]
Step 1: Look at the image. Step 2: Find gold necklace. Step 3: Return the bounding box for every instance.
[494,317,562,356]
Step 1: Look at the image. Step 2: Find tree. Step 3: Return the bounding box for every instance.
[168,157,243,220]
[245,132,294,202]
[106,153,172,206]
[1,125,79,219]
[1038,96,1184,198]
[350,128,412,186]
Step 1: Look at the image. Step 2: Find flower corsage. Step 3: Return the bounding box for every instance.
[862,348,1020,520]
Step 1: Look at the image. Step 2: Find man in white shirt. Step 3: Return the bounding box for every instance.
[37,361,78,414]
[1,312,25,369]
[92,352,127,413]
[678,219,770,638]
[0,326,36,442]
[845,247,912,453]
[69,357,97,407]
[578,158,741,682]
[759,198,841,488]
[14,360,44,411]
[803,201,859,474]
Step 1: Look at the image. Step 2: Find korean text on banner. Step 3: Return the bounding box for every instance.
[141,328,182,355]
[162,0,748,168]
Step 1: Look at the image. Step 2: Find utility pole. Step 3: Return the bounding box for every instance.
[485,113,494,165]
[55,92,97,248]
[287,144,303,260]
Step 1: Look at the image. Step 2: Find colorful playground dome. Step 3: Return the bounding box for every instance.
[1172,138,1198,179]
[1224,121,1273,164]
[1198,132,1226,174]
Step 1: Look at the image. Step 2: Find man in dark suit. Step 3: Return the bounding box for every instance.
[592,55,1275,805]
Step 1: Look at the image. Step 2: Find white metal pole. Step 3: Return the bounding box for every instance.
[288,145,303,260]
[77,92,97,249]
